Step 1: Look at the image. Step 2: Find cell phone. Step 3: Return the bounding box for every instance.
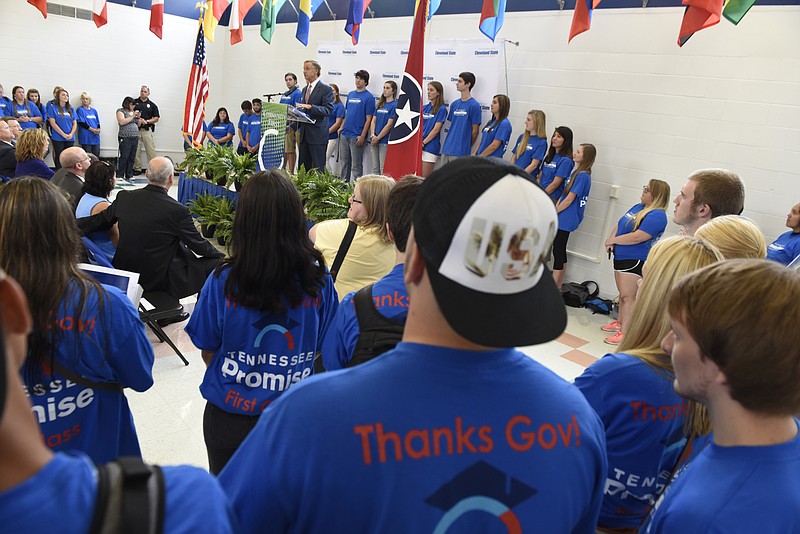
[607,248,612,260]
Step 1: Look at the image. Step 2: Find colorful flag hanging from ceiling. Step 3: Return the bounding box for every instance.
[203,0,232,43]
[414,0,440,20]
[296,0,325,46]
[678,0,723,46]
[383,0,428,179]
[231,0,258,44]
[28,0,47,18]
[569,0,602,42]
[479,0,507,42]
[183,21,210,149]
[722,0,756,24]
[345,0,372,45]
[93,0,107,27]
[261,0,288,43]
[150,0,164,38]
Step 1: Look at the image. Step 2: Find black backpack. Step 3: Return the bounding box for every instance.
[89,457,166,534]
[562,280,599,308]
[347,284,406,368]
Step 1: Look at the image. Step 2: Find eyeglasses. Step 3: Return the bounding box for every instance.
[642,185,651,192]
[349,195,363,204]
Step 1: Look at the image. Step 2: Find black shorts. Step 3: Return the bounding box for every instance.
[552,229,570,270]
[613,259,643,277]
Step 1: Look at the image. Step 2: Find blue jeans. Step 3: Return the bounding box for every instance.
[117,137,138,179]
[339,135,365,183]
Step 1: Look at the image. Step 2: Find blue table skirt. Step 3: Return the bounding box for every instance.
[177,173,238,208]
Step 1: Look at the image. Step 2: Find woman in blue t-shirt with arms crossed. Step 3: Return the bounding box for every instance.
[474,94,512,159]
[420,81,447,178]
[511,109,547,176]
[539,126,574,201]
[602,178,670,346]
[552,143,595,288]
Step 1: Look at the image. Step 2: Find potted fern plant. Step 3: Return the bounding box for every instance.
[291,167,353,223]
[187,192,218,238]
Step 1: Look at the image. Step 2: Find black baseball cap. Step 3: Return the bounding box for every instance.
[412,156,566,347]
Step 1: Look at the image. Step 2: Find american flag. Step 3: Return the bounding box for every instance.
[183,23,209,148]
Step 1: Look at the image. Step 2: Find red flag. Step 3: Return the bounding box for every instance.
[231,0,258,44]
[150,0,164,39]
[569,0,602,42]
[678,0,723,46]
[344,0,372,45]
[93,0,107,27]
[28,0,47,18]
[383,0,427,179]
[183,22,210,149]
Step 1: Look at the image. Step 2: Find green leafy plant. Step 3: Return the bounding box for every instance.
[205,196,236,227]
[208,149,256,191]
[214,217,234,247]
[291,166,353,224]
[187,192,217,224]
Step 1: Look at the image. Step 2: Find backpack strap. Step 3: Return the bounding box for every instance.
[50,358,124,393]
[330,221,357,282]
[581,280,600,300]
[348,284,405,368]
[89,457,166,534]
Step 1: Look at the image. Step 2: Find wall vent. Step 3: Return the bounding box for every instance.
[46,3,93,22]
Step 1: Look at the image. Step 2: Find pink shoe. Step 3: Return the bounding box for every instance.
[601,320,621,332]
[604,331,624,345]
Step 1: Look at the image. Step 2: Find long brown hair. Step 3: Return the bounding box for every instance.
[428,81,445,115]
[484,94,510,133]
[377,81,397,109]
[561,144,596,199]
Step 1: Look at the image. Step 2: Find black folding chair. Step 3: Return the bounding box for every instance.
[139,292,189,366]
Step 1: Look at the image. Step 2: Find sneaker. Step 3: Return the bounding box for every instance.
[604,331,624,345]
[601,320,621,332]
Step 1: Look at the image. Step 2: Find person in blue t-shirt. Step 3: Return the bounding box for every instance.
[280,73,303,173]
[75,92,101,157]
[576,235,723,532]
[245,98,263,160]
[236,100,253,155]
[340,70,376,183]
[474,94,512,159]
[553,143,595,289]
[539,126,574,202]
[440,71,482,164]
[602,179,670,346]
[0,269,237,533]
[325,83,346,176]
[369,81,397,175]
[11,86,43,132]
[648,260,800,534]
[205,107,235,147]
[420,81,447,178]
[26,88,47,130]
[0,83,11,119]
[46,88,77,170]
[766,202,800,265]
[0,178,155,464]
[219,157,607,533]
[185,169,338,475]
[511,109,547,177]
[321,175,421,370]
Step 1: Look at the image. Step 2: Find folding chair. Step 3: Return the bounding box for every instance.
[139,292,190,366]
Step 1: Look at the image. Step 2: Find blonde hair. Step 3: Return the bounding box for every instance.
[633,178,670,231]
[515,110,546,159]
[80,91,92,104]
[694,215,766,259]
[619,235,724,435]
[354,175,395,243]
[15,128,49,161]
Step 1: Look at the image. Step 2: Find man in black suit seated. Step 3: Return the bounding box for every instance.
[52,147,91,208]
[0,120,15,179]
[78,156,223,300]
[296,59,334,173]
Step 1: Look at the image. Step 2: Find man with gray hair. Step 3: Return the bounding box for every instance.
[52,146,91,208]
[672,168,745,236]
[78,156,223,301]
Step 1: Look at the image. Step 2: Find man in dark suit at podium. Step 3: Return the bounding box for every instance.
[296,60,334,173]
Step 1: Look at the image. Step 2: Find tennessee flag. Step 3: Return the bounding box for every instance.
[150,0,164,39]
[383,0,427,179]
[569,0,601,42]
[93,0,107,27]
[28,0,47,18]
[678,0,723,46]
[203,0,232,43]
[296,0,324,46]
[344,0,372,45]
[479,0,507,42]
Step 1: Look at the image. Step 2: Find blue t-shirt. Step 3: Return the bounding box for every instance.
[575,353,689,529]
[280,87,302,107]
[342,89,376,139]
[645,421,800,533]
[76,193,115,263]
[237,112,253,147]
[614,204,668,261]
[245,114,262,148]
[372,100,397,144]
[321,263,408,371]
[46,103,76,141]
[422,102,448,156]
[441,97,482,157]
[477,118,512,158]
[540,153,574,201]
[75,106,101,145]
[512,135,548,175]
[220,342,607,532]
[13,101,43,130]
[22,282,154,464]
[558,171,591,232]
[185,266,338,416]
[327,102,346,140]
[207,122,235,146]
[0,452,238,533]
[767,230,800,265]
[0,97,11,119]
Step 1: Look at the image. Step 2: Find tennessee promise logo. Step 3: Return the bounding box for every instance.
[253,316,299,350]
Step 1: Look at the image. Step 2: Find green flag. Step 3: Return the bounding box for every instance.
[261,0,288,43]
[722,0,756,24]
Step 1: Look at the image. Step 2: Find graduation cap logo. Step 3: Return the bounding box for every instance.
[252,316,300,350]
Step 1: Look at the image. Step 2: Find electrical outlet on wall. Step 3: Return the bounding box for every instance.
[609,185,620,199]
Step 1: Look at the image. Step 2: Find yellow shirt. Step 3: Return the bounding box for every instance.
[314,218,395,299]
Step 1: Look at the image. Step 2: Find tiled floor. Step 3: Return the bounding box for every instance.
[128,303,615,470]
